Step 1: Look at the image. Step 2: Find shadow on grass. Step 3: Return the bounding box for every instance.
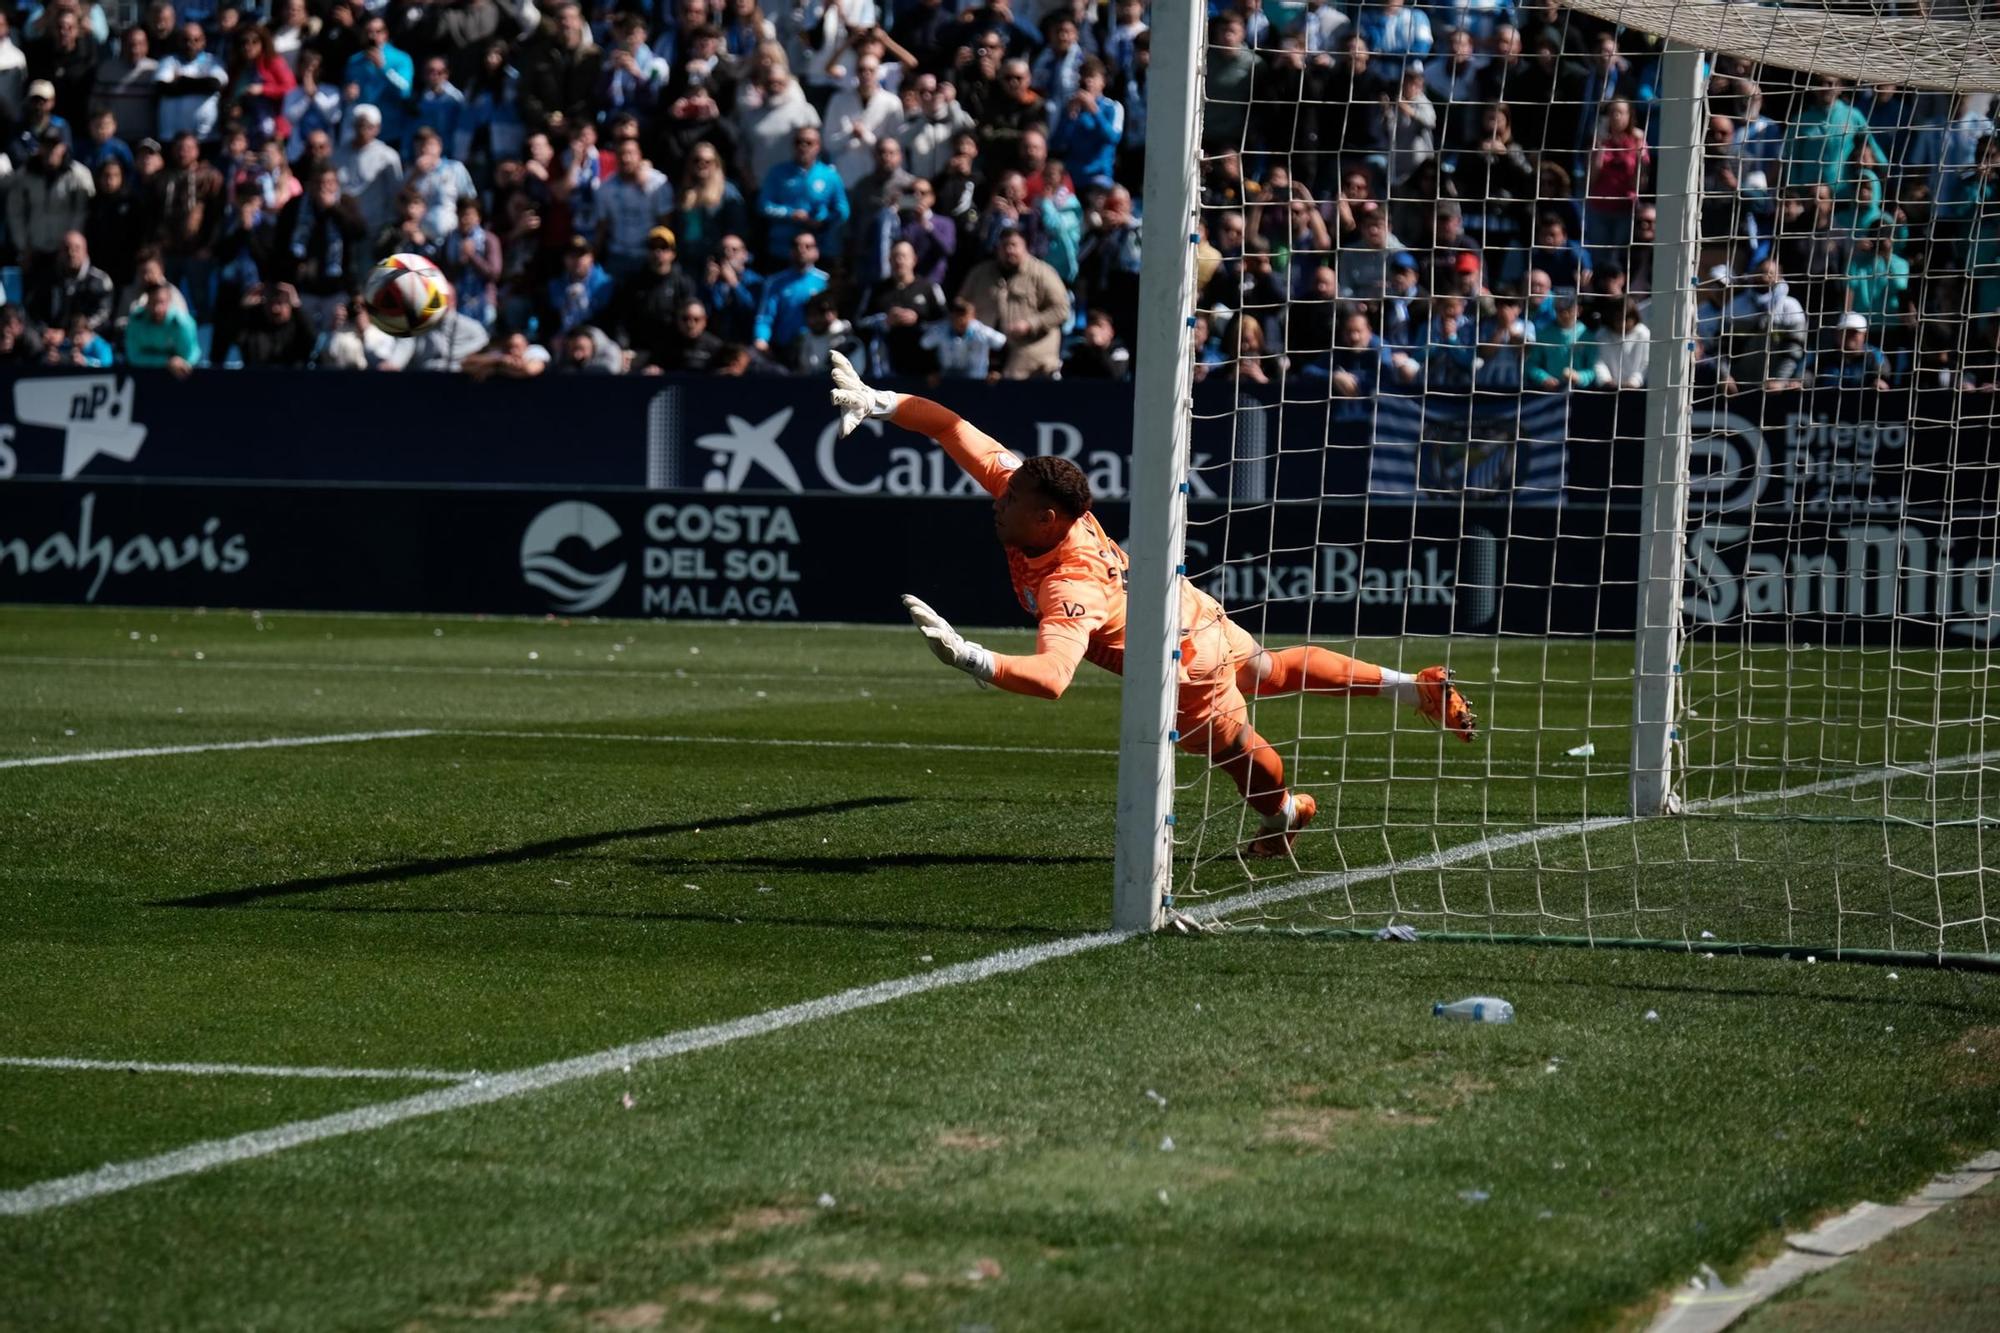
[150,796,916,910]
[279,903,1077,939]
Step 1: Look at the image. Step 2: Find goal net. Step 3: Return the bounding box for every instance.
[1114,0,2000,959]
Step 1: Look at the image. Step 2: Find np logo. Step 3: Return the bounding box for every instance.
[14,376,148,478]
[520,501,627,613]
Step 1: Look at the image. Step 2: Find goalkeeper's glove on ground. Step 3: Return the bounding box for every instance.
[829,350,901,437]
[901,594,994,685]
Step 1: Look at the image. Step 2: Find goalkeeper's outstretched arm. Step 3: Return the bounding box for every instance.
[829,351,1023,496]
[900,594,1093,700]
[831,355,1098,700]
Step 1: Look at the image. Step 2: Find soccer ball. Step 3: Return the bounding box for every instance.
[362,254,451,337]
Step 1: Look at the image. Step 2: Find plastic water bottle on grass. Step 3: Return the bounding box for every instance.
[1434,996,1514,1024]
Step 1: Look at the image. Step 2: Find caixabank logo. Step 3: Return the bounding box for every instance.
[0,376,148,480]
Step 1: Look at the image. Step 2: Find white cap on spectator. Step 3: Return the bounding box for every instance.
[26,79,54,101]
[1840,310,1869,331]
[352,103,382,125]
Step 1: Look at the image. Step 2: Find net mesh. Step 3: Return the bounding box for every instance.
[1167,0,1999,956]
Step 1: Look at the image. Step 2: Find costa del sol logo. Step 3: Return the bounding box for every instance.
[520,501,627,613]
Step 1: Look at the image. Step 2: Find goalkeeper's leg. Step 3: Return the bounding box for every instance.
[1177,675,1315,859]
[1232,633,1478,743]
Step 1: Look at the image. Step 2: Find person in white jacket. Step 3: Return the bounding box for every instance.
[895,72,974,179]
[822,53,901,187]
[735,54,820,185]
[1592,296,1651,389]
[5,128,92,272]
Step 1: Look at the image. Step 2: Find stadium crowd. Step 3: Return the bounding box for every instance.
[0,0,1992,388]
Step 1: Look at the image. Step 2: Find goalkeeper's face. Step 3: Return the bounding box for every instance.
[993,476,1070,554]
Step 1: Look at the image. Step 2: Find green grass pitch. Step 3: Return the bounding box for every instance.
[1,604,1995,1330]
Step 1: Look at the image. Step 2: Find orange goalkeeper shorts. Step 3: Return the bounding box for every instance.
[1173,599,1262,759]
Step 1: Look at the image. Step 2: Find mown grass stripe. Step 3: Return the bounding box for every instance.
[1193,746,2000,926]
[0,654,986,687]
[0,1056,478,1082]
[0,730,435,771]
[0,932,1123,1218]
[3,745,1991,1219]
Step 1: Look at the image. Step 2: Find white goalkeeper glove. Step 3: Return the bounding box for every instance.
[829,349,901,437]
[901,594,994,685]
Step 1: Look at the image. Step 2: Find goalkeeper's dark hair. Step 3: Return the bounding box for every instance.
[1018,455,1092,519]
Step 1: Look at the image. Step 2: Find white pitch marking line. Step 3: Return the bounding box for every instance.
[450,728,1119,759]
[1647,1154,2000,1333]
[1191,746,2000,925]
[0,1056,478,1083]
[0,730,436,771]
[5,746,1995,1218]
[0,932,1124,1218]
[0,654,1065,690]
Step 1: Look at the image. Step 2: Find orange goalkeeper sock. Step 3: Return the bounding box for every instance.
[1251,647,1386,698]
[1214,733,1290,818]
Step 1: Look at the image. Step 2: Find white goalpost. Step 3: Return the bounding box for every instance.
[1114,0,2000,957]
[1114,0,1207,933]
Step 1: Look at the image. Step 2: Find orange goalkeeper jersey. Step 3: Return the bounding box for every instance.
[917,400,1225,700]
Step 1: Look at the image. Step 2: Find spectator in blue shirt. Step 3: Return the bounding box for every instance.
[124,281,199,373]
[1050,57,1121,189]
[704,231,763,342]
[1822,311,1894,390]
[1031,13,1087,108]
[1525,267,1557,329]
[1783,74,1884,194]
[597,13,666,120]
[752,230,827,353]
[413,56,466,158]
[1530,212,1592,292]
[78,109,132,172]
[547,236,615,334]
[1330,308,1391,399]
[47,311,115,366]
[1356,0,1432,60]
[343,14,413,149]
[11,80,72,167]
[1418,293,1479,389]
[757,124,848,263]
[923,296,1009,379]
[1524,294,1596,389]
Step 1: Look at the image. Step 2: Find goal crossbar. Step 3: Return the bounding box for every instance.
[1562,0,2000,92]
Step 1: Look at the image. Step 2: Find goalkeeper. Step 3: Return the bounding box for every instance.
[829,353,1476,856]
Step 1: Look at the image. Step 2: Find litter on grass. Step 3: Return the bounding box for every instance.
[1565,742,1595,758]
[1374,924,1419,942]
